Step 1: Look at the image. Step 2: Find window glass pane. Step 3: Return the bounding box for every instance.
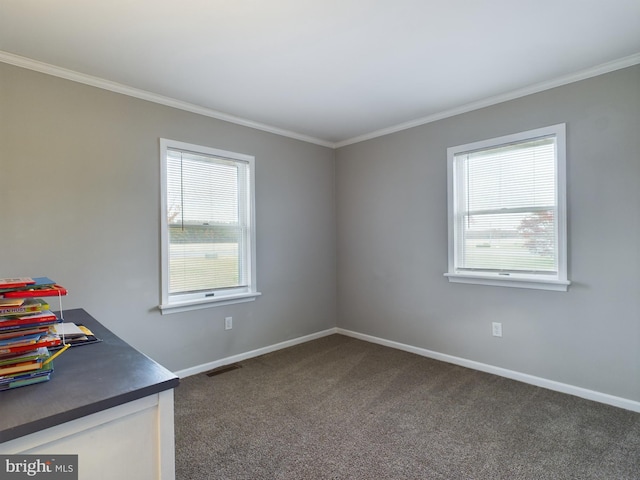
[454,135,558,274]
[460,210,557,273]
[166,148,249,295]
[465,137,556,212]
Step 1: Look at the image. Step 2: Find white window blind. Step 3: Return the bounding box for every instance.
[446,124,569,291]
[166,148,250,294]
[160,139,259,313]
[456,136,557,273]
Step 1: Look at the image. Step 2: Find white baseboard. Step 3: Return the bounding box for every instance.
[336,328,640,413]
[174,328,338,378]
[174,325,640,413]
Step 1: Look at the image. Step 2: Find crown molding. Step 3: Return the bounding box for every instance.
[335,52,640,148]
[0,51,335,149]
[2,50,638,150]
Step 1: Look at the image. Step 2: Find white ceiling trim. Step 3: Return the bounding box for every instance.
[0,50,335,149]
[334,52,640,148]
[2,50,639,150]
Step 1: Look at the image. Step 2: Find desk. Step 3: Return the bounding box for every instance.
[0,308,179,480]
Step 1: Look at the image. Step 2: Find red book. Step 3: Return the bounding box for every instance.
[0,311,59,331]
[2,285,68,298]
[0,335,61,355]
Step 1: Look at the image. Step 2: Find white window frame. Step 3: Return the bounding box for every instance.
[445,124,570,291]
[159,139,260,314]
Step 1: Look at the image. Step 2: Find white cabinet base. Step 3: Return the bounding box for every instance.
[0,390,175,480]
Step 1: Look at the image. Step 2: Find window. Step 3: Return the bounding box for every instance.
[445,124,569,291]
[159,139,260,313]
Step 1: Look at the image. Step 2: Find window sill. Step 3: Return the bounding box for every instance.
[159,292,262,314]
[444,273,570,292]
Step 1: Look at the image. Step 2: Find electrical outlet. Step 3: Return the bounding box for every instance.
[225,317,233,330]
[492,322,502,337]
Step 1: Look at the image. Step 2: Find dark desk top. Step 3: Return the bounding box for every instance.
[0,308,179,443]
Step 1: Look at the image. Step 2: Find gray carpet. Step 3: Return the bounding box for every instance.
[175,334,640,479]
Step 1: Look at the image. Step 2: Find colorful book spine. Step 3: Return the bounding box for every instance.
[0,299,50,317]
[0,374,51,391]
[0,335,62,355]
[0,359,45,375]
[0,277,54,294]
[0,363,54,391]
[0,310,59,331]
[0,278,35,289]
[0,276,67,391]
[0,326,50,341]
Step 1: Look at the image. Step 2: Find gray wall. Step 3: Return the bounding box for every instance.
[2,60,638,403]
[336,65,640,402]
[0,62,337,372]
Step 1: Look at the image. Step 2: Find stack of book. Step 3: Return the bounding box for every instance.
[0,277,68,391]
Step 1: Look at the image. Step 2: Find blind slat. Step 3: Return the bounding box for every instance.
[454,134,558,274]
[167,148,250,294]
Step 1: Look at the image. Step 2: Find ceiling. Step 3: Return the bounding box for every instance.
[1,1,639,147]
